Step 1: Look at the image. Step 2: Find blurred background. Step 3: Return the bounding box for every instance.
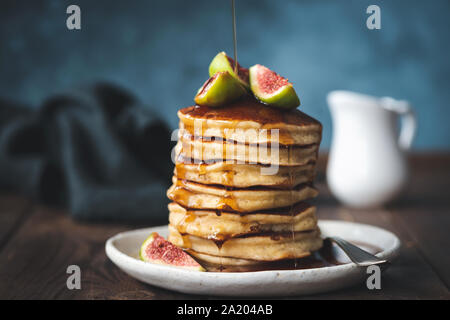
[1,0,449,149]
[0,0,449,221]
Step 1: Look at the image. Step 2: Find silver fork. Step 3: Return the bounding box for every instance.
[326,236,389,267]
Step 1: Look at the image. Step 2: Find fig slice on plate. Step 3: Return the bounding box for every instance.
[139,232,205,271]
[194,71,247,107]
[249,64,300,109]
[209,51,250,90]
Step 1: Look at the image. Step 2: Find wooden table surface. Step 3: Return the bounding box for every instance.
[0,153,449,300]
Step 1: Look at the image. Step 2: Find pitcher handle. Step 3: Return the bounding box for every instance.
[380,97,417,150]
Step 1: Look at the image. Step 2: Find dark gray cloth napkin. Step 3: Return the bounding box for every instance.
[0,83,172,222]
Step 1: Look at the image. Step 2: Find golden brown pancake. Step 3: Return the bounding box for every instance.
[178,98,322,146]
[187,250,267,267]
[175,135,318,166]
[187,251,309,270]
[174,156,316,188]
[168,202,318,239]
[168,224,323,261]
[167,177,318,212]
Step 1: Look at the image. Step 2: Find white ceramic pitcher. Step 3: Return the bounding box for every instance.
[326,91,417,208]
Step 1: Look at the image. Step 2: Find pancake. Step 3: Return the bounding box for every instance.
[187,251,308,271]
[168,224,323,261]
[175,136,318,166]
[168,202,318,239]
[174,157,316,188]
[178,98,322,146]
[187,250,269,267]
[167,177,319,212]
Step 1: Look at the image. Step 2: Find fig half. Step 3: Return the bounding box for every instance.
[195,71,247,107]
[249,64,300,109]
[139,232,205,271]
[209,51,250,90]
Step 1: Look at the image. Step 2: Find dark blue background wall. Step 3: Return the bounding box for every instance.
[1,0,449,149]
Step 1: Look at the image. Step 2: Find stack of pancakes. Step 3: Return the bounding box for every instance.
[167,98,323,271]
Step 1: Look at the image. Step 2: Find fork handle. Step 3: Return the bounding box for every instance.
[327,236,388,267]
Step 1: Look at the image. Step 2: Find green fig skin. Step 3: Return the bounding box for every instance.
[249,64,300,110]
[209,52,250,90]
[195,71,247,108]
[139,233,156,262]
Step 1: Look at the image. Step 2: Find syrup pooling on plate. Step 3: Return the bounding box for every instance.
[201,239,382,273]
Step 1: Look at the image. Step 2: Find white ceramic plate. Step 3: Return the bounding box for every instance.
[105,220,400,297]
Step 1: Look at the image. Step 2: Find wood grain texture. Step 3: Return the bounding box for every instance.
[313,153,450,299]
[0,195,31,251]
[0,153,449,299]
[390,154,450,291]
[0,205,200,299]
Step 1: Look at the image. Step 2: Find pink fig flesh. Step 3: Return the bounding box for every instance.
[140,232,205,271]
